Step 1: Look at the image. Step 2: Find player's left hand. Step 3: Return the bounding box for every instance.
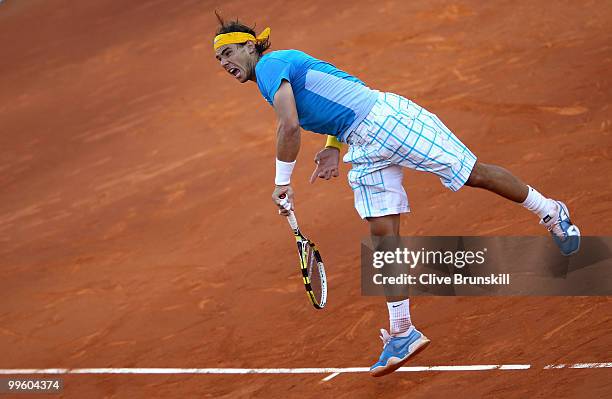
[272,184,294,216]
[310,147,340,183]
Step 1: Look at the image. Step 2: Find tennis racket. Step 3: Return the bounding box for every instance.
[279,195,327,309]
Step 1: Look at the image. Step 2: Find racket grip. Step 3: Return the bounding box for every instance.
[278,193,299,230]
[286,211,299,231]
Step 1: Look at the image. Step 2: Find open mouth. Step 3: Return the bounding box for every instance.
[228,67,241,79]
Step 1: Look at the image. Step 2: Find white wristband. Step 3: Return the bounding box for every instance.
[275,159,296,185]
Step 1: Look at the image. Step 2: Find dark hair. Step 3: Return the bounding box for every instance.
[214,11,271,55]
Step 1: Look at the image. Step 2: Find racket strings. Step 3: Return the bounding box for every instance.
[305,243,323,301]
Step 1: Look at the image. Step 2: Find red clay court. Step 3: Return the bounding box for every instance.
[0,0,611,397]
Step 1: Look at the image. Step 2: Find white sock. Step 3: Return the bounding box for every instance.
[521,186,557,219]
[387,299,412,336]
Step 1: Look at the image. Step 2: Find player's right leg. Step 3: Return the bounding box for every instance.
[366,215,431,377]
[343,157,431,376]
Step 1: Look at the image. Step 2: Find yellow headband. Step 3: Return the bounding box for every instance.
[213,27,271,50]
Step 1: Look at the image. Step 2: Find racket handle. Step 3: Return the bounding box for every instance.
[286,211,299,231]
[279,193,299,231]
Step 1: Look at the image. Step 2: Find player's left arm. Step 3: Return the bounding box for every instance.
[271,80,300,216]
[274,80,300,162]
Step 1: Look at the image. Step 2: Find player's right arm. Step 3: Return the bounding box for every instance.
[271,80,300,216]
[309,137,341,183]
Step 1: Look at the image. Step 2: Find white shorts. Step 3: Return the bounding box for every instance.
[343,92,477,219]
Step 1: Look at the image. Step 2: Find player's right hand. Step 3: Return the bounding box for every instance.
[310,147,340,183]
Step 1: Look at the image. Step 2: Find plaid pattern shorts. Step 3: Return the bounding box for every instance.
[342,92,477,219]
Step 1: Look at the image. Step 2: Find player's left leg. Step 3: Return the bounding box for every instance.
[381,92,580,256]
[462,162,580,256]
[464,162,528,202]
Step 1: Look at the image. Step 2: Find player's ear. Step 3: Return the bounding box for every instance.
[245,40,256,54]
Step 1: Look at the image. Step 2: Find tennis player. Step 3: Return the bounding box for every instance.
[212,16,581,377]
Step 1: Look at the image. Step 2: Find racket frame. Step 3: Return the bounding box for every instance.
[287,212,327,309]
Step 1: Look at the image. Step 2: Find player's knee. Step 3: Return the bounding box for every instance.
[370,225,390,237]
[367,216,398,237]
[466,162,491,188]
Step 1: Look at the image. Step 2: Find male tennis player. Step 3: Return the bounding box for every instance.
[212,16,581,377]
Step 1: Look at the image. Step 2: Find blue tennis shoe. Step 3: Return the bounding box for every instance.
[541,201,581,256]
[370,327,430,377]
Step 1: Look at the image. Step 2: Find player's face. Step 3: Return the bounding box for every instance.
[215,43,255,83]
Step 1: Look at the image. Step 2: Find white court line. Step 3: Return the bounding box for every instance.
[0,366,524,375]
[321,372,341,382]
[544,362,612,369]
[0,368,369,375]
[0,363,609,381]
[320,365,531,381]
